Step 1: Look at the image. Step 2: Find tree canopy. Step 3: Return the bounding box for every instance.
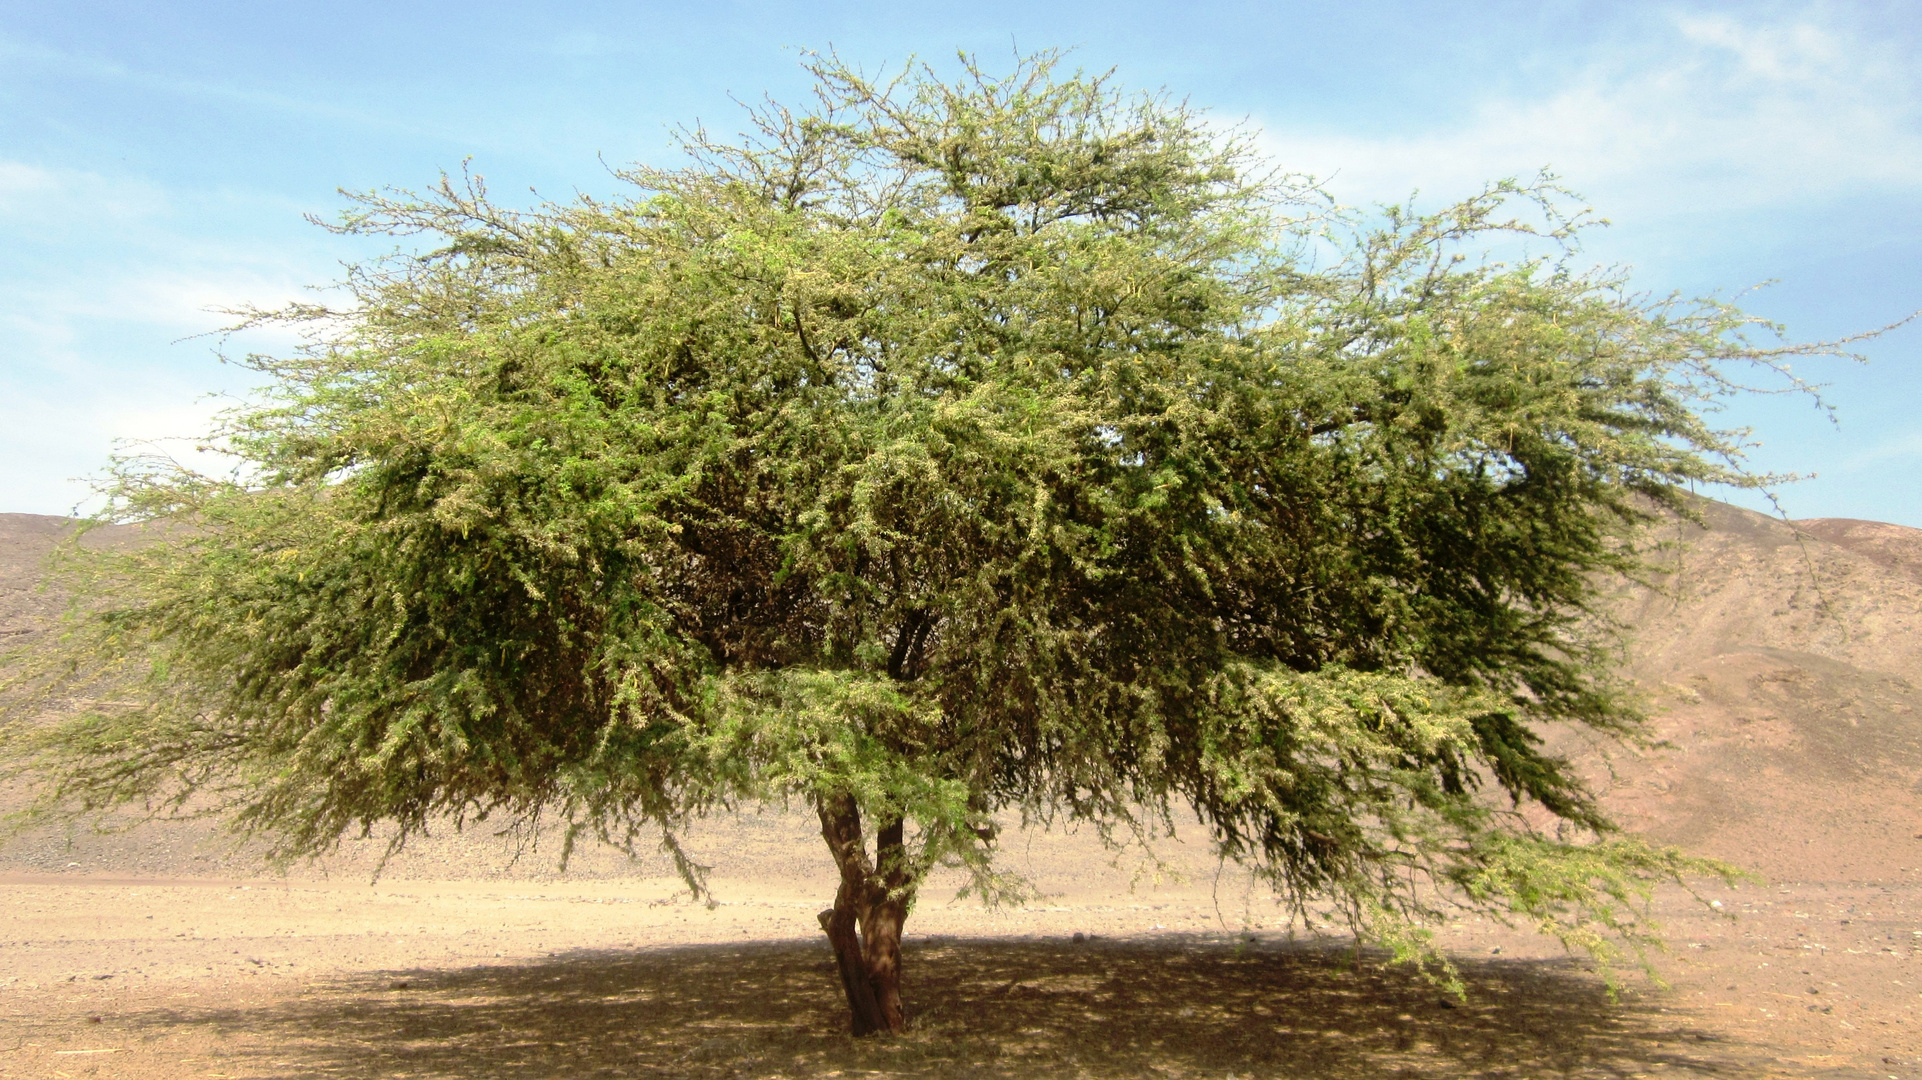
[5,51,1834,1034]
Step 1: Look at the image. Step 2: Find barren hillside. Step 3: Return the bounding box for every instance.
[1581,500,1922,882]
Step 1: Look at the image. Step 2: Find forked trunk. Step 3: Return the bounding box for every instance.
[816,794,915,1035]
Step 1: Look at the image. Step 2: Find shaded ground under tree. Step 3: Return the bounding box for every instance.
[35,938,1828,1079]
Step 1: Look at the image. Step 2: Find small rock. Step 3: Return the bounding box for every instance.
[390,980,411,990]
[1071,932,1085,943]
[87,1015,101,1024]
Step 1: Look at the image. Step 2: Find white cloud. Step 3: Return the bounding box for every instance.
[0,156,337,512]
[0,383,246,516]
[0,157,340,360]
[85,265,321,335]
[0,160,169,226]
[1258,9,1922,217]
[542,31,637,59]
[1838,429,1922,472]
[0,160,56,199]
[0,36,463,146]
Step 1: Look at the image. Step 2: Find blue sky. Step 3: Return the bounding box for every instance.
[3,1,1918,523]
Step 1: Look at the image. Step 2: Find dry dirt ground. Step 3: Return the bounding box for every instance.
[3,504,1921,1080]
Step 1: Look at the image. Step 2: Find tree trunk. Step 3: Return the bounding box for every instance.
[865,817,910,1032]
[817,891,885,1035]
[815,793,915,1035]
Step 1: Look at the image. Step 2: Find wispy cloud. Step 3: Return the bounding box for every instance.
[0,155,332,511]
[0,160,169,225]
[0,36,465,145]
[0,379,247,515]
[0,158,336,347]
[1838,429,1922,472]
[541,31,641,59]
[1258,9,1922,216]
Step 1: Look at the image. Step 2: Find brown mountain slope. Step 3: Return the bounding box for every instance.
[1620,501,1922,678]
[0,512,76,652]
[1574,500,1922,883]
[2,504,1919,888]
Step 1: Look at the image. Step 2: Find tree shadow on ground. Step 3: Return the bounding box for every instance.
[126,937,1786,1079]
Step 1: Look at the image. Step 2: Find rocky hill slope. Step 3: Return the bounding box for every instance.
[1583,500,1922,882]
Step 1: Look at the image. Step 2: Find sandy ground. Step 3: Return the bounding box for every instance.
[1,830,1921,1080]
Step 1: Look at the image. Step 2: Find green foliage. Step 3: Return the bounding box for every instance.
[7,50,1830,983]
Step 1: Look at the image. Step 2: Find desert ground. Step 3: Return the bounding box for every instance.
[2,502,1921,1079]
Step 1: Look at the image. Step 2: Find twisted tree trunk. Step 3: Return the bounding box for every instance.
[816,793,915,1035]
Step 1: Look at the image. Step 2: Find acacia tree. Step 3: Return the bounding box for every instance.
[9,53,1826,1035]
